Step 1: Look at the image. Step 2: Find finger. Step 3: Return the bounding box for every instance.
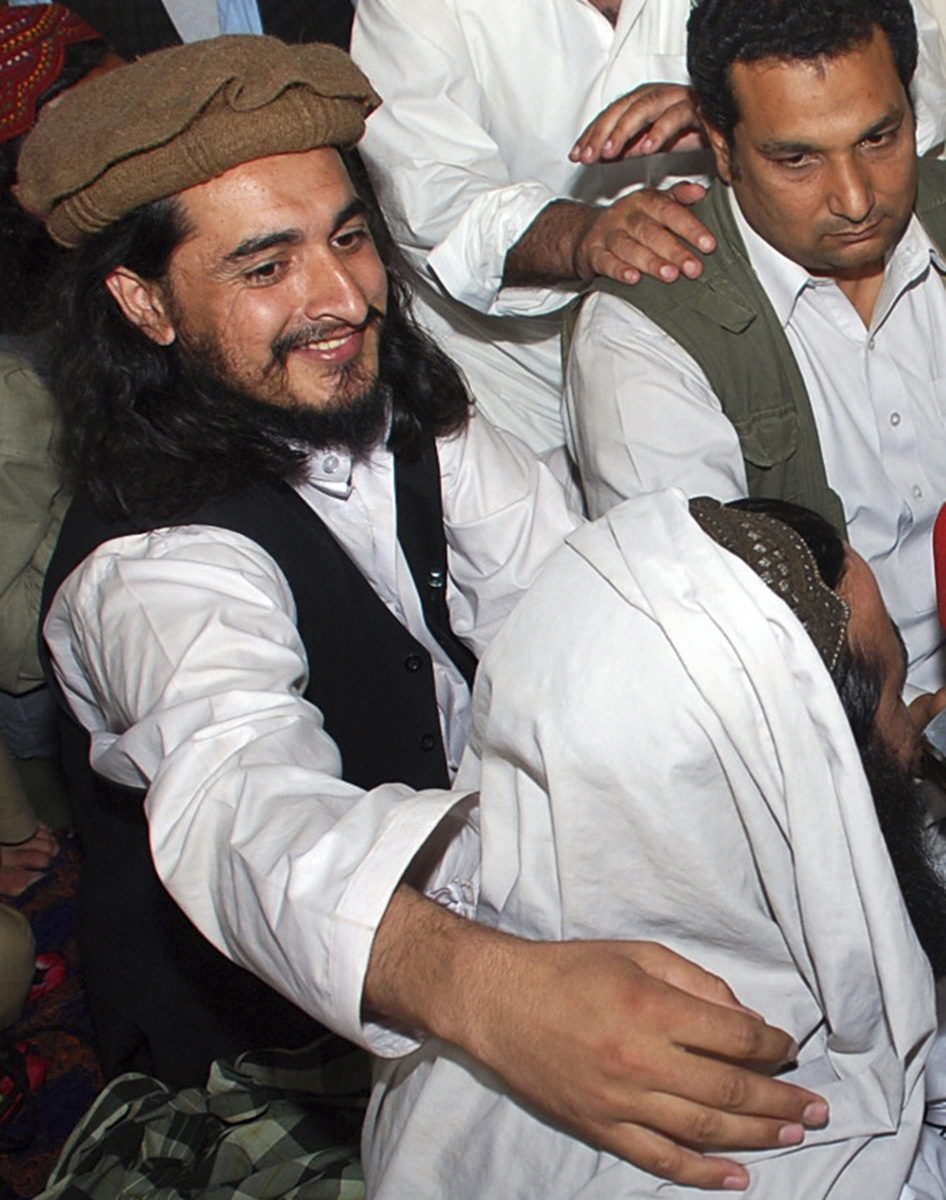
[616,206,714,267]
[587,246,642,285]
[614,1087,810,1152]
[571,86,689,163]
[597,224,700,283]
[626,941,747,1011]
[591,1123,751,1191]
[634,100,706,156]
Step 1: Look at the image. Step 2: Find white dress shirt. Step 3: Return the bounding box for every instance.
[351,0,946,453]
[566,191,946,694]
[365,489,940,1200]
[43,412,580,1053]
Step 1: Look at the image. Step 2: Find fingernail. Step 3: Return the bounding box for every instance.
[659,265,678,281]
[641,136,655,152]
[803,1100,829,1126]
[682,260,700,278]
[722,1172,748,1191]
[778,1123,804,1146]
[699,235,716,252]
[622,269,639,284]
[603,138,613,152]
[582,146,594,163]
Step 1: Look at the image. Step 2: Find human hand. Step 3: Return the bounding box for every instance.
[911,687,946,732]
[456,938,827,1192]
[571,83,707,164]
[573,182,716,285]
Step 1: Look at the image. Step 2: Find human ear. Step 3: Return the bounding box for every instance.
[105,266,176,346]
[703,116,735,186]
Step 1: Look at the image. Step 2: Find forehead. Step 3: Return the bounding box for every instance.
[174,146,357,252]
[729,27,907,144]
[840,549,905,675]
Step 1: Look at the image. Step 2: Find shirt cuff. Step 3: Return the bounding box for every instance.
[428,181,577,317]
[330,787,480,1057]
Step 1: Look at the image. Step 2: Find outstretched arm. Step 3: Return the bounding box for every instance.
[366,885,828,1193]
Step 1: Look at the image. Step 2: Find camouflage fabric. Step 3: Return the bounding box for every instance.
[38,1034,369,1199]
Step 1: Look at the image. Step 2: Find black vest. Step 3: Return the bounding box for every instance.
[43,438,476,1085]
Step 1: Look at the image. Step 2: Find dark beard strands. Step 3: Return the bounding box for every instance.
[865,738,946,979]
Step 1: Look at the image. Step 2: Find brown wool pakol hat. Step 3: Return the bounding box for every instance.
[16,34,381,247]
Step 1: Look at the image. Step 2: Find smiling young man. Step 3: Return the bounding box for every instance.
[565,0,946,719]
[15,35,831,1192]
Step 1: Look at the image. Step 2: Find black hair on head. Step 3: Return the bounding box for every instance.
[687,0,918,143]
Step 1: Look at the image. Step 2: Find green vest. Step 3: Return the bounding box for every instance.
[565,157,946,534]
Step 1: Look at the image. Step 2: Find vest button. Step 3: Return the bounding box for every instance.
[420,733,437,752]
[404,654,423,672]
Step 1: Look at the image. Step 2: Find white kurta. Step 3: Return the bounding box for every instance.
[42,412,580,1053]
[566,197,946,696]
[352,0,946,453]
[365,489,939,1200]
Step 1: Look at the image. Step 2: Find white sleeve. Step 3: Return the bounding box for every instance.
[912,0,946,155]
[43,525,474,1055]
[564,290,749,519]
[352,0,572,319]
[440,412,584,654]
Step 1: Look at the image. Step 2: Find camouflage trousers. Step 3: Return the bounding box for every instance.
[38,1033,369,1199]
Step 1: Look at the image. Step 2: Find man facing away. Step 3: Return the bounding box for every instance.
[365,490,946,1199]
[17,36,825,1191]
[566,0,946,718]
[352,0,946,452]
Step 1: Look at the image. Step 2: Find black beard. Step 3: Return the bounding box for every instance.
[172,316,390,460]
[865,740,946,978]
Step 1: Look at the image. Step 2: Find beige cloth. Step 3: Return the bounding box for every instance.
[0,903,34,1029]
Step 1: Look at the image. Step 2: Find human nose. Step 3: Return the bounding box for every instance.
[301,253,370,326]
[826,155,873,224]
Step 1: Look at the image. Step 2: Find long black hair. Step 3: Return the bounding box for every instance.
[53,147,471,522]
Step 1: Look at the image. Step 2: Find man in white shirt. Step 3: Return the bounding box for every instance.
[351,0,946,452]
[365,491,946,1200]
[17,34,827,1190]
[566,0,946,711]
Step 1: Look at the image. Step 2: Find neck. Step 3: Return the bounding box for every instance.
[833,260,887,327]
[587,0,621,25]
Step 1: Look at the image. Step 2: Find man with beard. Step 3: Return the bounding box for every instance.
[16,35,826,1192]
[365,492,946,1199]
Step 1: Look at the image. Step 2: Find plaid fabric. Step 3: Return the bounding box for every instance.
[37,1033,369,1199]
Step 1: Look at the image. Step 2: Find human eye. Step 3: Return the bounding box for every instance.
[243,259,289,286]
[861,127,897,151]
[773,151,815,171]
[332,222,372,253]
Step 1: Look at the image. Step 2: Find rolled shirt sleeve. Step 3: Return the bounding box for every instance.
[43,526,473,1054]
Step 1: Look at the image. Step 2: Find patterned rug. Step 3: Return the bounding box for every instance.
[0,839,105,1199]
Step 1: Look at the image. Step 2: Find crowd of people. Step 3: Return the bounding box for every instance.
[4,0,946,1196]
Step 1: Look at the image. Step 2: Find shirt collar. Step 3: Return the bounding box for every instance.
[306,448,355,499]
[726,186,945,328]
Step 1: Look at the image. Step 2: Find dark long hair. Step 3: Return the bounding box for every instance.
[687,0,918,143]
[53,148,471,522]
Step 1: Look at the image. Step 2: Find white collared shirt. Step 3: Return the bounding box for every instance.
[566,189,946,693]
[43,412,580,1051]
[352,0,946,452]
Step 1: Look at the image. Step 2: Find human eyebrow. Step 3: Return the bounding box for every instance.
[331,199,369,237]
[223,229,304,264]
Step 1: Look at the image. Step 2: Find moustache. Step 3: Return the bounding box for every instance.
[269,308,385,370]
